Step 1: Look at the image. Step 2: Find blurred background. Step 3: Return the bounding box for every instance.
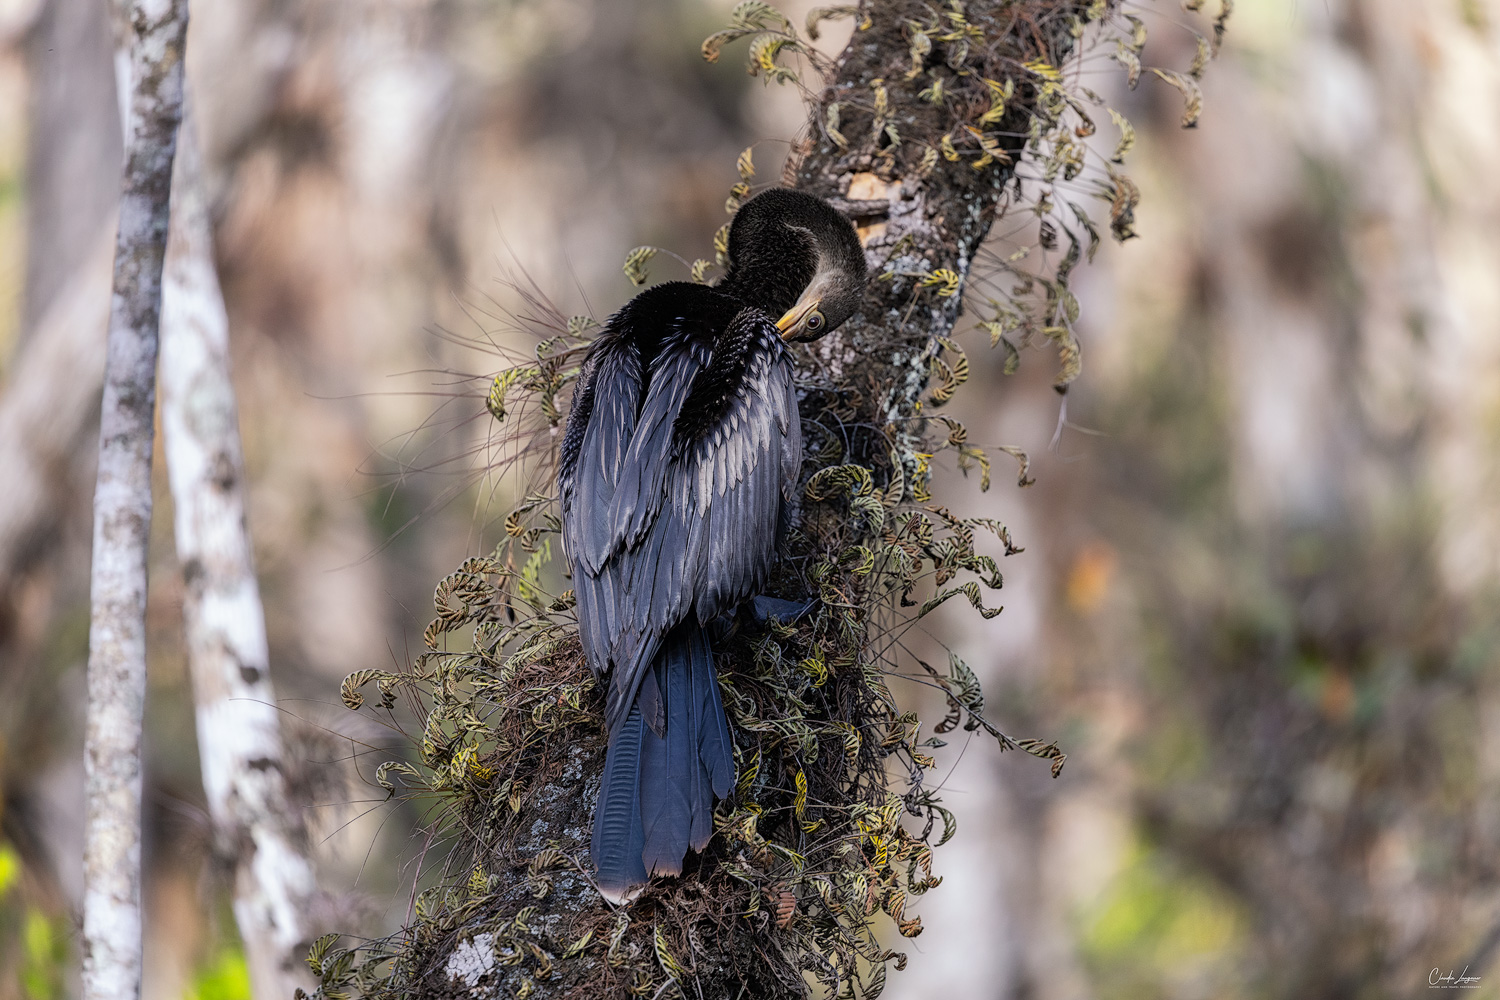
[0,0,1497,997]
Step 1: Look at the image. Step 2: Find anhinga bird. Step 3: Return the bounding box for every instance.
[558,189,867,902]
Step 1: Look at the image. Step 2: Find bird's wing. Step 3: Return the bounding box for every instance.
[559,336,642,675]
[668,310,800,625]
[586,308,800,731]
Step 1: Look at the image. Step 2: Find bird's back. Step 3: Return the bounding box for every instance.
[558,281,802,901]
[559,281,799,713]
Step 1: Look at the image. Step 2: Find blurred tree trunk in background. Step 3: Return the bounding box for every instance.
[82,2,188,999]
[21,0,121,342]
[160,103,316,1000]
[0,0,123,637]
[0,0,120,882]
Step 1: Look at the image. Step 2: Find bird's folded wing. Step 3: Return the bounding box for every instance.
[606,342,708,559]
[674,316,799,624]
[562,341,643,576]
[597,311,799,727]
[560,339,641,675]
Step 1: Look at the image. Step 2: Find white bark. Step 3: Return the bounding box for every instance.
[83,1,189,999]
[160,102,317,1000]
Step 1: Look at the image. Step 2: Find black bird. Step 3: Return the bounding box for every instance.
[558,188,867,902]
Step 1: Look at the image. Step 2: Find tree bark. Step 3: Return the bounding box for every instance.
[159,101,318,1000]
[82,1,188,998]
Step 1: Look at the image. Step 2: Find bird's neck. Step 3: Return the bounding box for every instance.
[717,250,818,318]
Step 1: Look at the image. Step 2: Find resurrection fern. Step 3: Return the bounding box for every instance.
[303,1,1227,998]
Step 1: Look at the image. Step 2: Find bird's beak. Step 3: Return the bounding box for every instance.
[776,297,820,339]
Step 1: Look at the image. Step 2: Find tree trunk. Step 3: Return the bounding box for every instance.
[81,1,188,998]
[159,101,318,1000]
[310,3,1124,997]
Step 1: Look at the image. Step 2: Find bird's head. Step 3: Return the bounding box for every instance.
[721,188,868,342]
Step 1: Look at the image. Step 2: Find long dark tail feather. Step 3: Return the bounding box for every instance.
[691,626,734,798]
[592,702,648,902]
[591,622,734,900]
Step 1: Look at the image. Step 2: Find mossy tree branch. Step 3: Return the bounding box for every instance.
[305,1,1221,997]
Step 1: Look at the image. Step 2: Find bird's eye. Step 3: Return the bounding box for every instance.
[805,311,825,332]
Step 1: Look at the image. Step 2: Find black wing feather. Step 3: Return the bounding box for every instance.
[561,305,800,733]
[559,339,641,674]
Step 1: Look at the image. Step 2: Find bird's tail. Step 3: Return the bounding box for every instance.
[591,622,734,903]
